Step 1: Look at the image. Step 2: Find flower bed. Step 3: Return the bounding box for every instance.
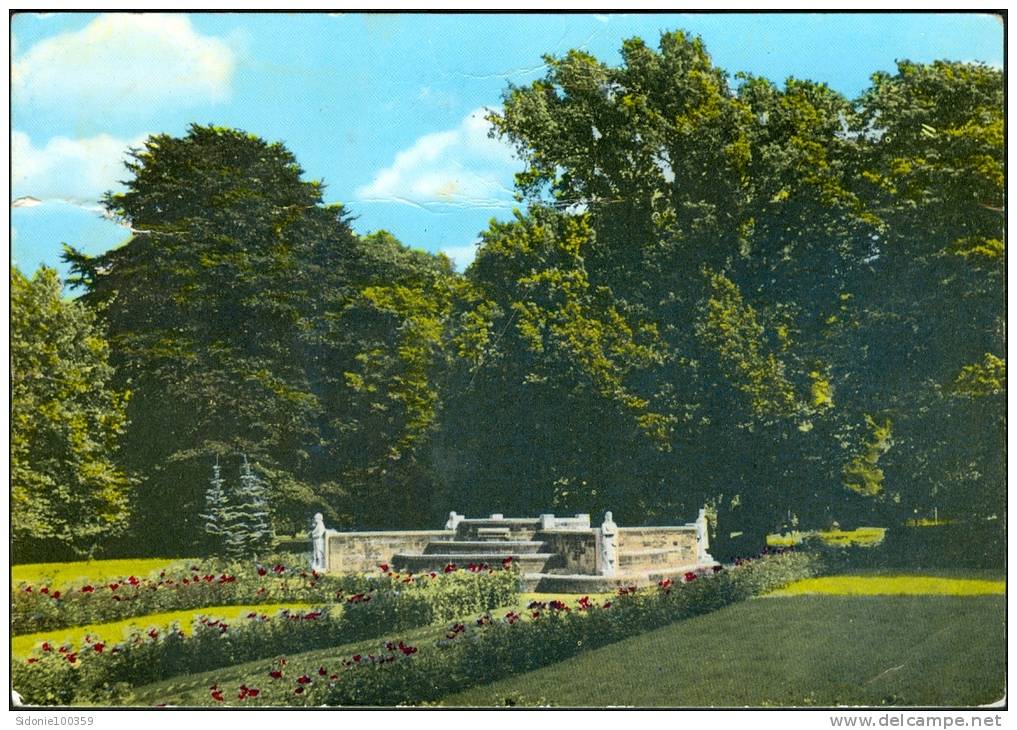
[13,560,406,634]
[12,567,519,705]
[183,550,822,707]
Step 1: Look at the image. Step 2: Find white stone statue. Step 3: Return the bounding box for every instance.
[444,511,464,530]
[695,507,715,564]
[599,510,618,576]
[310,512,327,571]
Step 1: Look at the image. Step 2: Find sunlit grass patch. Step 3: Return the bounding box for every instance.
[12,603,317,656]
[767,527,886,548]
[12,558,197,589]
[766,575,1004,597]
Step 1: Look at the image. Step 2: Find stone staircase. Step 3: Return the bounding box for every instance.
[392,517,564,576]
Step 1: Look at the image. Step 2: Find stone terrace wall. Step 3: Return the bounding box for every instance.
[617,526,698,573]
[537,529,600,574]
[326,530,452,574]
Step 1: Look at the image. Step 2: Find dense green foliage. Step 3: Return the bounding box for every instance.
[7,30,1000,559]
[11,267,133,561]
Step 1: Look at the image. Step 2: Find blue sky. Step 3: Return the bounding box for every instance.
[10,12,1004,276]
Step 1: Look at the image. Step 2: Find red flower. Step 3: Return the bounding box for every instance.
[318,667,327,676]
[23,586,32,593]
[443,563,457,573]
[51,590,62,600]
[269,670,283,679]
[81,585,94,593]
[398,642,417,655]
[548,600,570,612]
[66,653,78,663]
[26,658,38,664]
[294,687,304,695]
[148,629,159,639]
[108,582,120,591]
[577,596,592,610]
[329,674,338,681]
[501,556,514,569]
[684,571,697,583]
[602,601,613,609]
[658,578,673,590]
[296,675,311,685]
[128,576,140,586]
[246,688,260,698]
[246,612,258,619]
[531,610,541,619]
[257,566,267,576]
[210,686,224,702]
[41,642,52,652]
[429,572,437,579]
[273,564,286,574]
[93,643,105,653]
[40,587,49,594]
[352,655,362,663]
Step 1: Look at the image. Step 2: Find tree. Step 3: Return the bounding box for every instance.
[222,455,273,559]
[200,460,229,551]
[11,266,132,560]
[64,125,457,548]
[435,208,674,521]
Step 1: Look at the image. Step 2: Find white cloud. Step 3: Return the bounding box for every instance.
[12,130,149,205]
[355,108,519,210]
[12,14,236,111]
[440,242,481,272]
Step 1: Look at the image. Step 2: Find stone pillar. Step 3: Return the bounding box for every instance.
[310,513,327,572]
[490,513,504,520]
[599,511,618,576]
[696,507,715,564]
[539,513,556,529]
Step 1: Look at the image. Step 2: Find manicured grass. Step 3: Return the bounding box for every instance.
[767,575,1004,597]
[13,603,316,656]
[12,558,196,589]
[440,595,1005,707]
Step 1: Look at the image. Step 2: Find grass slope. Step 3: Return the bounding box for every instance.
[441,595,1005,707]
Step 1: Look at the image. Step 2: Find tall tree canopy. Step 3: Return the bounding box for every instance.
[64,125,453,553]
[11,266,132,561]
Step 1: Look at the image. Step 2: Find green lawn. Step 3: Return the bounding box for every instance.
[13,603,316,657]
[441,594,1005,707]
[12,558,196,589]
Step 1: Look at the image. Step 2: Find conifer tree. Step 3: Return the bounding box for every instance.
[223,455,273,559]
[200,460,229,553]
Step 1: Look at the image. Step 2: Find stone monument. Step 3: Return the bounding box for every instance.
[599,510,618,576]
[444,511,464,530]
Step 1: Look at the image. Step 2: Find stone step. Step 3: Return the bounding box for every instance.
[522,562,714,593]
[392,552,560,574]
[423,540,549,555]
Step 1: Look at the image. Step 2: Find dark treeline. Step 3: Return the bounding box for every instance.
[11,32,1004,561]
